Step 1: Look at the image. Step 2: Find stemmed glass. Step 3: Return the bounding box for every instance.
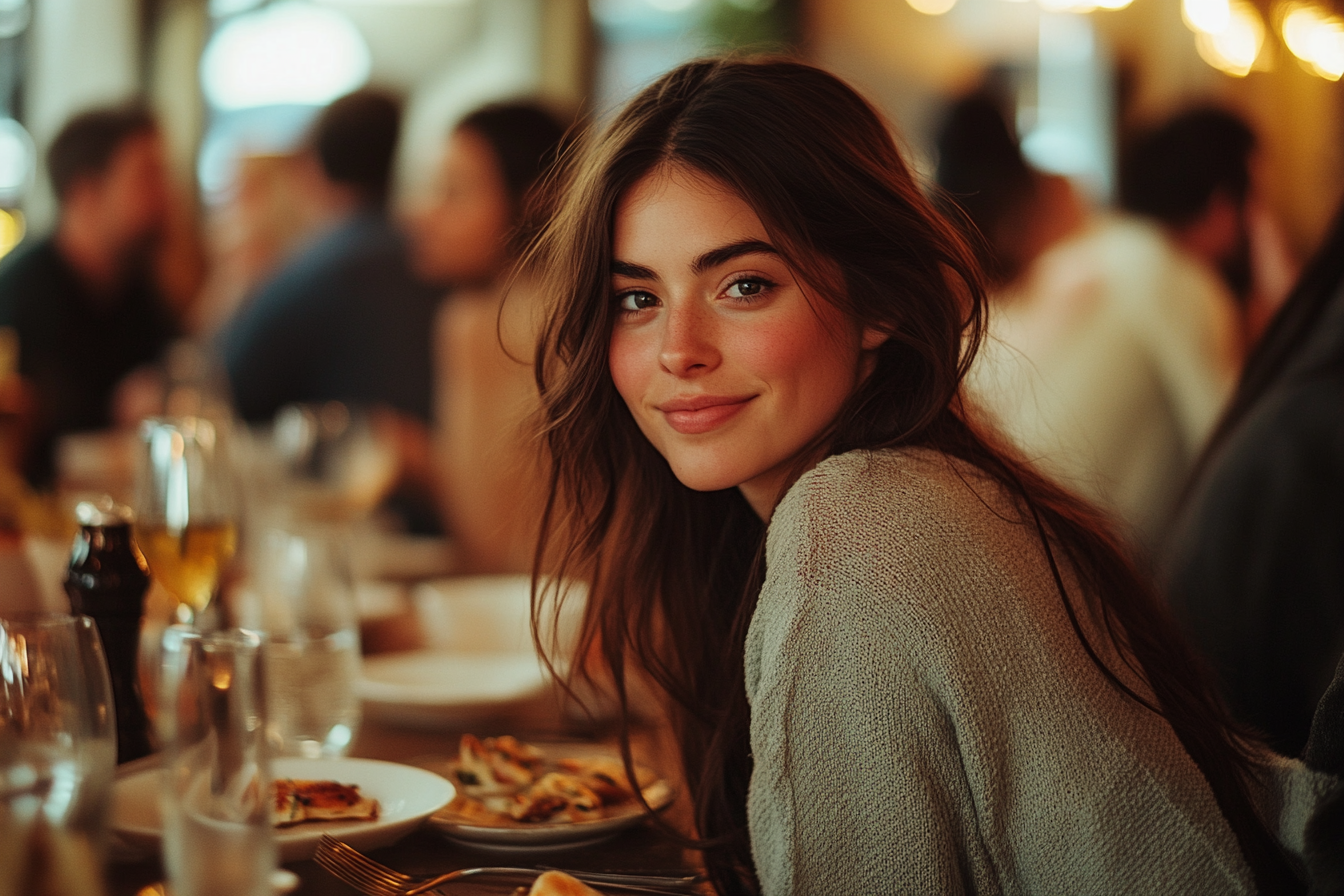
[135,417,238,629]
[0,615,117,848]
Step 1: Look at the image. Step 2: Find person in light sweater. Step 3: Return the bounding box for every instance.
[527,58,1329,895]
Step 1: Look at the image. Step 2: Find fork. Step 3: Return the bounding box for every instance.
[314,834,702,895]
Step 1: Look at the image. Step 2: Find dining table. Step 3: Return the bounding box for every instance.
[102,684,703,896]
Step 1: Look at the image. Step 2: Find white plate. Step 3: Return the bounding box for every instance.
[359,651,553,727]
[109,757,455,862]
[421,744,675,852]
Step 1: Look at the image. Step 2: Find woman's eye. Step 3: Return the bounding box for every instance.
[617,291,659,312]
[725,278,771,300]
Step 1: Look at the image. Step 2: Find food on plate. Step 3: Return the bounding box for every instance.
[272,779,381,827]
[556,756,658,803]
[524,870,602,896]
[442,735,661,826]
[455,733,545,793]
[510,773,601,823]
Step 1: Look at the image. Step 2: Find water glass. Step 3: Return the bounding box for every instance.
[159,628,276,896]
[247,527,362,758]
[0,614,117,848]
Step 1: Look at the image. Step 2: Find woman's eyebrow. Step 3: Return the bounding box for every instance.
[611,260,657,279]
[693,239,778,274]
[610,240,779,280]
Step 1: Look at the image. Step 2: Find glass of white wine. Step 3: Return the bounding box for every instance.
[135,418,238,629]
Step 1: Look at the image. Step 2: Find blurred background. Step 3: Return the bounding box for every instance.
[0,0,1337,264]
[0,0,1339,593]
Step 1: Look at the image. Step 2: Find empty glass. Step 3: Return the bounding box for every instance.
[159,628,276,896]
[244,527,362,758]
[0,615,117,848]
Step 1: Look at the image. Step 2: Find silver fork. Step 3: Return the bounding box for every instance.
[314,834,702,895]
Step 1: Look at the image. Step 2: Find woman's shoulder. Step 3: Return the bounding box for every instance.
[763,447,1045,615]
[772,447,1013,545]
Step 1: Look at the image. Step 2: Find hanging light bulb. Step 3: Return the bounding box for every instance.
[1184,0,1231,34]
[906,0,956,15]
[1194,0,1264,75]
[1281,2,1344,80]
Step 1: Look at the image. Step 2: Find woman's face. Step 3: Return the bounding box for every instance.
[410,127,513,286]
[608,164,882,518]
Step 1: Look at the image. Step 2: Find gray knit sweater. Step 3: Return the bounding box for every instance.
[744,448,1328,895]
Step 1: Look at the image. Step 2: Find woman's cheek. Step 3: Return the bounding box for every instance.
[608,327,653,408]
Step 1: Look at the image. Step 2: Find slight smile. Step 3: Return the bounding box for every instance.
[658,395,756,434]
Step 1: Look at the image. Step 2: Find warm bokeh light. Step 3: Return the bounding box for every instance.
[1281,3,1344,80]
[1183,0,1231,34]
[0,209,25,260]
[906,0,957,16]
[1194,0,1265,76]
[200,1,371,110]
[1037,0,1134,12]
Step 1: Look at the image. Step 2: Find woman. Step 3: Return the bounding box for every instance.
[411,101,568,572]
[529,59,1319,894]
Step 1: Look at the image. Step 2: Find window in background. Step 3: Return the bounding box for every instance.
[590,0,799,116]
[0,0,31,258]
[197,0,371,204]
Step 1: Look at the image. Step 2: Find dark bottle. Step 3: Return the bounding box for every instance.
[64,498,154,764]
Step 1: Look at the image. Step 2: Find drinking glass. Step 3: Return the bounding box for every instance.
[135,417,238,628]
[159,628,276,896]
[245,527,362,758]
[0,615,117,848]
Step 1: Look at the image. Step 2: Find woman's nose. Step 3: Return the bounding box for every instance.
[658,304,720,376]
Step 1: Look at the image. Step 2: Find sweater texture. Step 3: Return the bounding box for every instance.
[744,448,1328,895]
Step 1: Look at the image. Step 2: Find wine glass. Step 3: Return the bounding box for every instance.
[135,417,238,629]
[0,614,117,849]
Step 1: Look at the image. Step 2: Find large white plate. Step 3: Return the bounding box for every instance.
[421,744,675,852]
[109,757,455,862]
[359,651,553,727]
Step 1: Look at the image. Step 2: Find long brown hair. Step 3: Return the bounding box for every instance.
[529,57,1301,896]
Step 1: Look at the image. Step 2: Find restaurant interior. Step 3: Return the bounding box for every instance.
[1,0,1343,894]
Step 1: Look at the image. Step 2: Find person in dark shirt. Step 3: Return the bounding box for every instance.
[0,104,178,487]
[220,89,441,425]
[1164,204,1344,756]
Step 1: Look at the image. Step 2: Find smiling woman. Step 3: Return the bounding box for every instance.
[608,165,882,514]
[528,58,1322,896]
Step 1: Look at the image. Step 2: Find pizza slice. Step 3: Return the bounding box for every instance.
[509,773,602,823]
[272,779,380,828]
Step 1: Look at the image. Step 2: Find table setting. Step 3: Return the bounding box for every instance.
[0,407,702,896]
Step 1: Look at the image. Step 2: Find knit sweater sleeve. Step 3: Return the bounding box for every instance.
[743,449,1271,896]
[745,454,995,895]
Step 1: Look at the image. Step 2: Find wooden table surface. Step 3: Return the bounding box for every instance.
[104,694,702,896]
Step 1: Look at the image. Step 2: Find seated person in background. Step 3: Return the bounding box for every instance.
[1164,204,1344,757]
[410,101,568,571]
[220,89,444,530]
[949,94,1242,558]
[0,104,179,488]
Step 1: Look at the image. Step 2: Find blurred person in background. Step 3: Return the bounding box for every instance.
[0,104,179,489]
[948,92,1242,558]
[1163,204,1344,757]
[219,89,443,531]
[410,101,568,572]
[1120,107,1297,347]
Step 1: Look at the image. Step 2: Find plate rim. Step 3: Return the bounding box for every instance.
[110,755,456,844]
[424,750,675,848]
[357,650,551,708]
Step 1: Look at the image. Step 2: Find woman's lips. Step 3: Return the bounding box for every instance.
[659,395,754,435]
